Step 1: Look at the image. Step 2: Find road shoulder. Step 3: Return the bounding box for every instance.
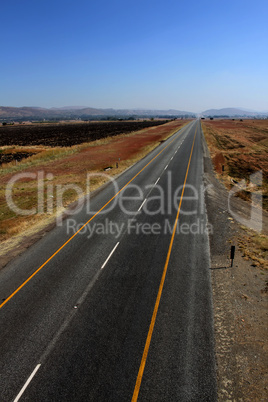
[202,130,268,401]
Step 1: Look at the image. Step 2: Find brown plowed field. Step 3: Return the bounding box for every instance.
[0,120,167,147]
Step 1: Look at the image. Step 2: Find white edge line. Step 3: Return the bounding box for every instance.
[14,364,41,402]
[154,177,160,186]
[138,198,147,212]
[101,242,120,269]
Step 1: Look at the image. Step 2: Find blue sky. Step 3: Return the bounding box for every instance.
[1,0,268,112]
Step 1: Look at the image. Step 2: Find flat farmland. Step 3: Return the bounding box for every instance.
[202,119,268,210]
[0,120,167,147]
[0,120,169,166]
[0,119,189,266]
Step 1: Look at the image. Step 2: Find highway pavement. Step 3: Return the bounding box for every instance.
[0,120,217,401]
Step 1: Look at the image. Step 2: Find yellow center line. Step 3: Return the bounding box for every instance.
[0,124,190,310]
[131,126,197,402]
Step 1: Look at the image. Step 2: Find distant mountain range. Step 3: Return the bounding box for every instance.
[201,108,268,117]
[0,106,195,121]
[0,106,267,121]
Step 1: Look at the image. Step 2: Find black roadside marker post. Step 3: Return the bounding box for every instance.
[230,245,235,267]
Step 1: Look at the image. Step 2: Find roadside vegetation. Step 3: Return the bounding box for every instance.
[237,227,268,268]
[202,119,268,268]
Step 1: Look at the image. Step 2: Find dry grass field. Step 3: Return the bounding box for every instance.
[202,119,268,268]
[202,119,268,209]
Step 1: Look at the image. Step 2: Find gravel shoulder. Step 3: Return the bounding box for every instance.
[202,131,268,400]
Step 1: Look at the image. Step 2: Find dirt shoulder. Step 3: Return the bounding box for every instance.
[202,130,268,401]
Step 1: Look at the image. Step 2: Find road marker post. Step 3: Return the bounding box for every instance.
[230,245,235,267]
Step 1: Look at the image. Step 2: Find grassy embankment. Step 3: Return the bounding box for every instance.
[0,120,189,256]
[202,119,268,268]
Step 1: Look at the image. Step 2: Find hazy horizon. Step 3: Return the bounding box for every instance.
[1,105,268,115]
[1,0,268,112]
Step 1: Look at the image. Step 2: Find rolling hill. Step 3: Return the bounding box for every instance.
[201,108,267,117]
[0,106,195,121]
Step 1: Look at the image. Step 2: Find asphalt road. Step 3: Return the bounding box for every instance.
[0,120,217,401]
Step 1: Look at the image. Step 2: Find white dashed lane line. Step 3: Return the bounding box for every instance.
[138,198,147,212]
[101,242,120,269]
[14,364,41,402]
